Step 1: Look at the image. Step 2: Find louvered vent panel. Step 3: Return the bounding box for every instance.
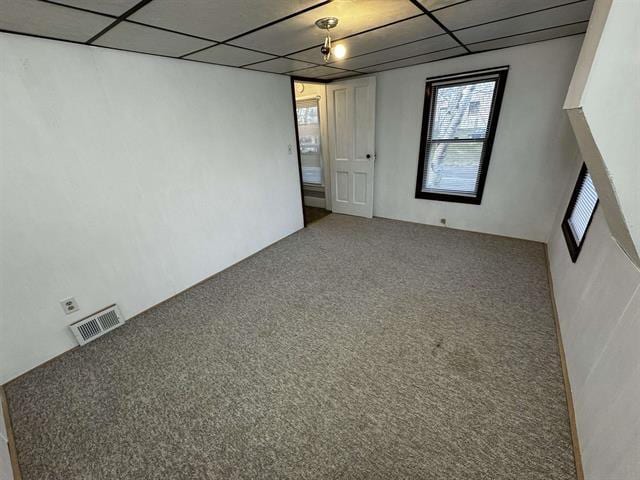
[69,305,125,346]
[78,319,101,341]
[98,309,120,330]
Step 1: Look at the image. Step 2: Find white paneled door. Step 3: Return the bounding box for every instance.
[327,77,376,218]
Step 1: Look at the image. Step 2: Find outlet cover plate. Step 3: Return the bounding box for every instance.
[60,297,79,315]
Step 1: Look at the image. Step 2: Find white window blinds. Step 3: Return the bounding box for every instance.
[424,79,496,195]
[562,164,599,262]
[416,68,508,204]
[568,170,598,245]
[296,98,323,185]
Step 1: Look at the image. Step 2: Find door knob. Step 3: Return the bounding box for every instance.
[366,154,371,159]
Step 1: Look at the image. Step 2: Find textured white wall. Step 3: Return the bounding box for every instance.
[548,159,640,480]
[373,36,583,242]
[564,0,640,264]
[576,0,640,262]
[553,3,640,477]
[0,33,303,384]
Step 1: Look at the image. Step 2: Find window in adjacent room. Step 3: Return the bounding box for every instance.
[562,164,599,262]
[415,67,508,204]
[296,98,323,185]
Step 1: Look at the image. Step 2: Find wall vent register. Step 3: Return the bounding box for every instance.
[69,305,125,346]
[562,163,599,262]
[415,67,508,204]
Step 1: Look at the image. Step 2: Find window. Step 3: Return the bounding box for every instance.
[562,164,599,262]
[296,98,323,185]
[415,68,508,204]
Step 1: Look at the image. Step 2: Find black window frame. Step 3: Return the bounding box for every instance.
[561,163,599,262]
[415,67,509,205]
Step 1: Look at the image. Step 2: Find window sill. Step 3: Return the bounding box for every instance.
[415,191,482,205]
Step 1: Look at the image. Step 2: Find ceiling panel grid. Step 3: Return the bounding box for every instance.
[0,0,594,80]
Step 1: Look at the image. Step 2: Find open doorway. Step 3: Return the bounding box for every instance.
[292,79,331,225]
[291,76,376,224]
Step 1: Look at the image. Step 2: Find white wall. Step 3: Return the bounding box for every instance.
[0,33,303,384]
[373,36,583,242]
[565,0,640,265]
[548,159,640,480]
[552,3,640,478]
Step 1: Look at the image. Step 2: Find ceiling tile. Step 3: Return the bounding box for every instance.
[130,0,322,42]
[289,65,349,78]
[186,44,275,66]
[0,0,113,42]
[331,34,457,71]
[319,71,360,80]
[456,1,594,44]
[93,21,215,57]
[51,0,140,16]
[435,0,582,31]
[246,57,316,74]
[288,46,327,64]
[468,21,588,52]
[420,0,466,10]
[230,0,422,55]
[289,15,445,63]
[358,46,466,72]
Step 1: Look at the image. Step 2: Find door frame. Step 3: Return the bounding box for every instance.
[290,76,331,227]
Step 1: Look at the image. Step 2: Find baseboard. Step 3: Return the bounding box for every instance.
[303,196,325,208]
[0,386,22,480]
[544,245,585,480]
[372,214,543,243]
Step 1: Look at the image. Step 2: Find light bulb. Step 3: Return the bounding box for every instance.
[333,43,347,59]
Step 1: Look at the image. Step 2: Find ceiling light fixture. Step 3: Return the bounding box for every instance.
[332,43,347,60]
[315,17,346,62]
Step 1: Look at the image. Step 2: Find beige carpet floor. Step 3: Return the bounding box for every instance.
[5,214,576,479]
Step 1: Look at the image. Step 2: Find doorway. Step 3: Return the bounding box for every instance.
[292,79,331,225]
[291,76,377,225]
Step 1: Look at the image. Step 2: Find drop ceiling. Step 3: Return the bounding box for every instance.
[0,0,594,80]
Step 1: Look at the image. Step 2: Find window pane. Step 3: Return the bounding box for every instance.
[302,166,322,184]
[568,171,598,244]
[416,69,507,203]
[297,99,323,185]
[423,141,483,195]
[431,80,496,141]
[298,131,320,154]
[296,104,319,125]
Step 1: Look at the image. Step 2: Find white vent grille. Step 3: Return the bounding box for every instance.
[69,305,125,346]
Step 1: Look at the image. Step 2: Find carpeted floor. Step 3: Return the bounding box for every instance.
[5,214,576,480]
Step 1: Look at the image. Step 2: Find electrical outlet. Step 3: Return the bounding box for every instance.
[60,297,79,315]
[288,144,293,154]
[440,218,447,225]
